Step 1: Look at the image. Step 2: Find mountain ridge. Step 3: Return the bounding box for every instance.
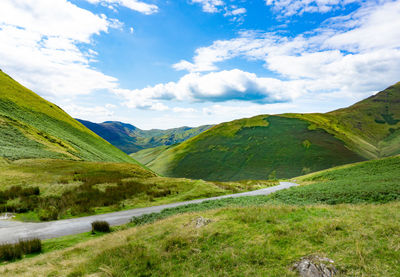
[77,119,213,154]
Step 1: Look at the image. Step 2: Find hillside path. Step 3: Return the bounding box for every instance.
[0,182,298,243]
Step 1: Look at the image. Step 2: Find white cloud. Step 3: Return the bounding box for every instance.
[230,8,246,16]
[190,0,246,22]
[85,0,158,15]
[172,107,197,113]
[191,0,225,13]
[172,1,400,101]
[0,0,120,98]
[265,0,361,16]
[114,69,298,109]
[65,104,115,120]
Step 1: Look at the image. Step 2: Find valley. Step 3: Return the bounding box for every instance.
[0,70,399,276]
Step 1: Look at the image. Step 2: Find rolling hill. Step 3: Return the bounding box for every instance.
[0,70,137,164]
[134,82,400,181]
[77,119,212,154]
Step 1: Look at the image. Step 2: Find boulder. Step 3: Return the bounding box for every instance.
[293,255,337,277]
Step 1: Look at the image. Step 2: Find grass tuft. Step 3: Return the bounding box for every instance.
[91,221,111,233]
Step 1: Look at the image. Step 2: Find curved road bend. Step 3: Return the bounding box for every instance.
[0,182,298,243]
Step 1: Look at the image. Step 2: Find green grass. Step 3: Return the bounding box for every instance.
[148,116,365,181]
[0,70,138,164]
[0,158,276,221]
[126,155,400,225]
[2,203,399,276]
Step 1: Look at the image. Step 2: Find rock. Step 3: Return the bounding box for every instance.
[293,255,337,277]
[0,213,15,220]
[192,216,212,228]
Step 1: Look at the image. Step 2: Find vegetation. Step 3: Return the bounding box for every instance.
[91,221,111,233]
[270,155,400,205]
[1,203,399,276]
[78,119,212,154]
[0,70,139,163]
[145,116,365,180]
[0,158,275,221]
[141,82,400,181]
[0,239,41,262]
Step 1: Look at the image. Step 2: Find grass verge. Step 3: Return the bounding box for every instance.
[1,203,399,276]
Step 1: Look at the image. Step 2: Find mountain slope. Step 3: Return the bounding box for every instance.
[0,70,138,164]
[77,119,212,154]
[141,82,400,181]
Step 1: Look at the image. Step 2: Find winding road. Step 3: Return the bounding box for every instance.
[0,182,298,243]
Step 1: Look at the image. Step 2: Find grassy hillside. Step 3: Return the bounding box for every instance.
[77,119,212,154]
[142,82,400,181]
[2,202,398,276]
[1,154,399,275]
[0,70,137,163]
[0,158,275,221]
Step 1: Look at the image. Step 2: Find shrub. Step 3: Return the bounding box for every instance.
[91,220,111,233]
[19,238,42,254]
[0,243,22,261]
[0,238,41,261]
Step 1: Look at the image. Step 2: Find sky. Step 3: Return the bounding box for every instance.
[1,0,400,129]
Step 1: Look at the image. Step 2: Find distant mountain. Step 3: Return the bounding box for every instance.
[135,82,400,181]
[0,70,139,164]
[77,119,213,154]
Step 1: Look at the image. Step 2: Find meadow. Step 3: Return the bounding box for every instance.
[0,158,276,221]
[1,203,399,276]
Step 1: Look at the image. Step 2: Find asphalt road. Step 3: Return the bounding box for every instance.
[0,182,298,243]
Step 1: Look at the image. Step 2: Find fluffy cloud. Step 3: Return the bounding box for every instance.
[114,69,296,109]
[85,0,158,15]
[191,0,225,13]
[190,0,246,22]
[265,0,361,16]
[0,0,120,98]
[173,1,400,100]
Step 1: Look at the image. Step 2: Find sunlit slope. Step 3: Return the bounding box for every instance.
[146,115,365,180]
[0,70,137,163]
[145,82,400,181]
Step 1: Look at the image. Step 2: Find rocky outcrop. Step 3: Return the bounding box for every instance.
[293,255,337,277]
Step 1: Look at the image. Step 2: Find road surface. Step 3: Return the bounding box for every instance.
[0,182,298,243]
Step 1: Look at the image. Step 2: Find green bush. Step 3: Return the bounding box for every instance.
[91,221,111,233]
[0,238,41,261]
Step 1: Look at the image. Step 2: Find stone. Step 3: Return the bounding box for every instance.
[293,255,337,277]
[192,216,212,228]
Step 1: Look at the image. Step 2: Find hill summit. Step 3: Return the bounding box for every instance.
[0,70,138,164]
[133,82,400,181]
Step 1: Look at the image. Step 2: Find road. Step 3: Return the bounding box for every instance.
[0,182,298,243]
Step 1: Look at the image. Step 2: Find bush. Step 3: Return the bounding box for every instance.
[0,238,41,261]
[19,238,42,254]
[91,221,111,233]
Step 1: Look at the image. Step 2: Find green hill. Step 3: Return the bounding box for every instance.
[77,119,212,154]
[0,70,137,164]
[137,82,400,181]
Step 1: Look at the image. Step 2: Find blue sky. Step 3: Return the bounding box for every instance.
[1,0,400,129]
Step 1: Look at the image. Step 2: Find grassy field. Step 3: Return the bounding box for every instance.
[0,158,276,221]
[0,70,137,163]
[1,203,399,276]
[139,82,400,181]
